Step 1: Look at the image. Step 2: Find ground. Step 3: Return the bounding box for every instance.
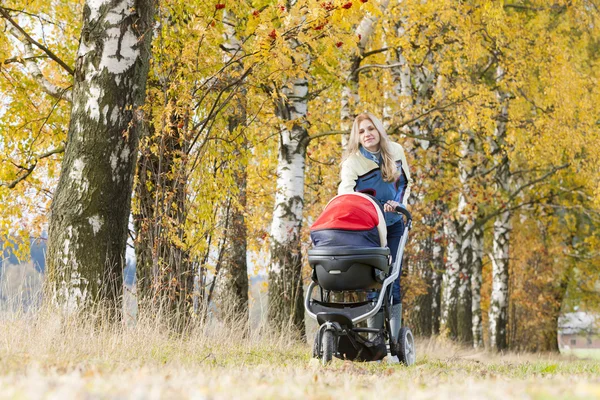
[1,311,599,399]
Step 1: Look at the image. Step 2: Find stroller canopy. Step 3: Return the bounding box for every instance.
[310,193,387,248]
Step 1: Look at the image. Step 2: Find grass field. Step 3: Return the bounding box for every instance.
[560,348,600,361]
[1,310,600,399]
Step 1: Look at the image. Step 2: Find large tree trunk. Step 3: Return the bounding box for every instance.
[268,78,309,337]
[46,0,155,315]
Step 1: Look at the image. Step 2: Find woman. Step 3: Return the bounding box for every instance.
[338,112,412,344]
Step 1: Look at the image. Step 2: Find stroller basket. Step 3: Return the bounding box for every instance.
[308,246,390,291]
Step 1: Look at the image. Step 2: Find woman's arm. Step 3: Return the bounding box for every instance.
[338,160,359,195]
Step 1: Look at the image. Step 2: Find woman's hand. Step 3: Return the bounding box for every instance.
[384,200,401,213]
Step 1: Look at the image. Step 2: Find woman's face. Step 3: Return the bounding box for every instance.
[358,119,381,152]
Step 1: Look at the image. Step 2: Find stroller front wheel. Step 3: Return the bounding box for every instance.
[397,327,416,366]
[321,330,335,365]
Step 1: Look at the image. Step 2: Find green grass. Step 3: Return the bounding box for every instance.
[1,310,600,399]
[561,348,600,361]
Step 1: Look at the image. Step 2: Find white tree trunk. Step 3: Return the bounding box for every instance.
[456,135,479,344]
[441,217,460,337]
[470,225,484,349]
[46,0,155,315]
[268,77,309,335]
[489,210,511,350]
[488,65,511,351]
[457,206,473,343]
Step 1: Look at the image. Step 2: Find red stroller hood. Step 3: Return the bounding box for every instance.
[311,193,387,247]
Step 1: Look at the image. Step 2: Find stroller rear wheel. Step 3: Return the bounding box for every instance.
[397,327,416,366]
[321,330,335,365]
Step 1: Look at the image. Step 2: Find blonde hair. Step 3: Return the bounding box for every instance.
[343,112,399,182]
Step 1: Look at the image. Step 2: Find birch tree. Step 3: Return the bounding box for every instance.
[267,75,309,335]
[470,225,484,348]
[488,66,511,351]
[45,0,156,314]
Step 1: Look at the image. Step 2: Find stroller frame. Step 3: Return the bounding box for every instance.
[305,207,415,365]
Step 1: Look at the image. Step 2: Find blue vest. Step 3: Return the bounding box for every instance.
[355,146,408,226]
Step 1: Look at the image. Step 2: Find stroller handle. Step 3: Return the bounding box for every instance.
[394,206,412,229]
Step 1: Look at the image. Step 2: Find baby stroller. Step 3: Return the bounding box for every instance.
[305,192,416,365]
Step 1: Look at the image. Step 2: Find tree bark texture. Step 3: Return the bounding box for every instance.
[441,217,460,339]
[489,210,511,351]
[470,225,484,349]
[488,66,511,351]
[457,220,473,344]
[46,0,155,315]
[454,135,480,345]
[268,78,309,337]
[134,107,193,325]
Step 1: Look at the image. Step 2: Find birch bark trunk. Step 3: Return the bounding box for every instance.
[46,0,155,316]
[441,217,460,338]
[268,77,309,336]
[489,66,511,351]
[455,135,479,345]
[471,225,484,348]
[489,208,511,350]
[456,206,473,344]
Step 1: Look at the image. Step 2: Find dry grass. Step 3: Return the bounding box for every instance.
[1,308,600,399]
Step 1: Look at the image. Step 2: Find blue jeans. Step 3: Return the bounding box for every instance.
[368,219,404,305]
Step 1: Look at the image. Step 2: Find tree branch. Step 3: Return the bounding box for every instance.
[0,6,74,75]
[306,94,476,145]
[7,26,72,102]
[354,62,405,76]
[464,164,571,238]
[503,4,544,12]
[387,94,478,138]
[506,163,569,205]
[1,145,65,189]
[303,129,347,147]
[362,47,391,59]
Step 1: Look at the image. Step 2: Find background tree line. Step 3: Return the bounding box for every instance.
[1,0,599,351]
